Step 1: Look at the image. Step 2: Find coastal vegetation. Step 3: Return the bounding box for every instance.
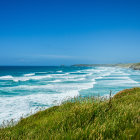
[72,63,133,67]
[0,87,140,139]
[72,62,140,70]
[130,63,140,70]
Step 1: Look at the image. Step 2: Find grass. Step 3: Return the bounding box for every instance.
[134,63,140,66]
[0,87,140,140]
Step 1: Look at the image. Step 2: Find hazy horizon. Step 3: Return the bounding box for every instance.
[0,62,139,67]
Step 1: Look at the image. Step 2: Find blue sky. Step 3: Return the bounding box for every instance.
[0,0,140,65]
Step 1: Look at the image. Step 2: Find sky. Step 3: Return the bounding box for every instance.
[0,0,140,66]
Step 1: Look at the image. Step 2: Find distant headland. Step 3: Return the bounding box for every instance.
[72,63,140,70]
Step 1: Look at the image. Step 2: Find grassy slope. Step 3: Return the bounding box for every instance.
[130,63,140,70]
[0,88,140,140]
[72,63,140,69]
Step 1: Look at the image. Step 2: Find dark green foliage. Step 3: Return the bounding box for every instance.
[0,88,140,140]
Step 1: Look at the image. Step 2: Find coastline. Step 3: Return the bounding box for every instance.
[130,63,140,70]
[0,66,140,125]
[0,87,140,139]
[72,62,140,70]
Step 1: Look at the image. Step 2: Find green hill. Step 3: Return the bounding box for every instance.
[72,63,140,69]
[130,63,140,70]
[0,88,140,140]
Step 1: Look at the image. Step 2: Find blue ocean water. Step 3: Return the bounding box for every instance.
[0,66,140,124]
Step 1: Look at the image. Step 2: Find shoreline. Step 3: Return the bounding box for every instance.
[72,62,140,70]
[0,87,140,139]
[0,65,140,127]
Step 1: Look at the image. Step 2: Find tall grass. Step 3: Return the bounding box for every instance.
[0,87,140,140]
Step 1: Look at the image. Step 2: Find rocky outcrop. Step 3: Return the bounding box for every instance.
[130,63,140,70]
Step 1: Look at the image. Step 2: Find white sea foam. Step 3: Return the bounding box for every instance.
[13,75,52,82]
[24,73,35,76]
[57,70,63,72]
[98,76,139,86]
[0,75,14,80]
[62,77,86,82]
[0,90,79,124]
[0,66,140,125]
[3,81,94,91]
[50,80,62,82]
[0,72,96,124]
[104,79,138,85]
[0,75,52,82]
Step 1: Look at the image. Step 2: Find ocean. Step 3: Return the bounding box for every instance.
[0,66,140,124]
